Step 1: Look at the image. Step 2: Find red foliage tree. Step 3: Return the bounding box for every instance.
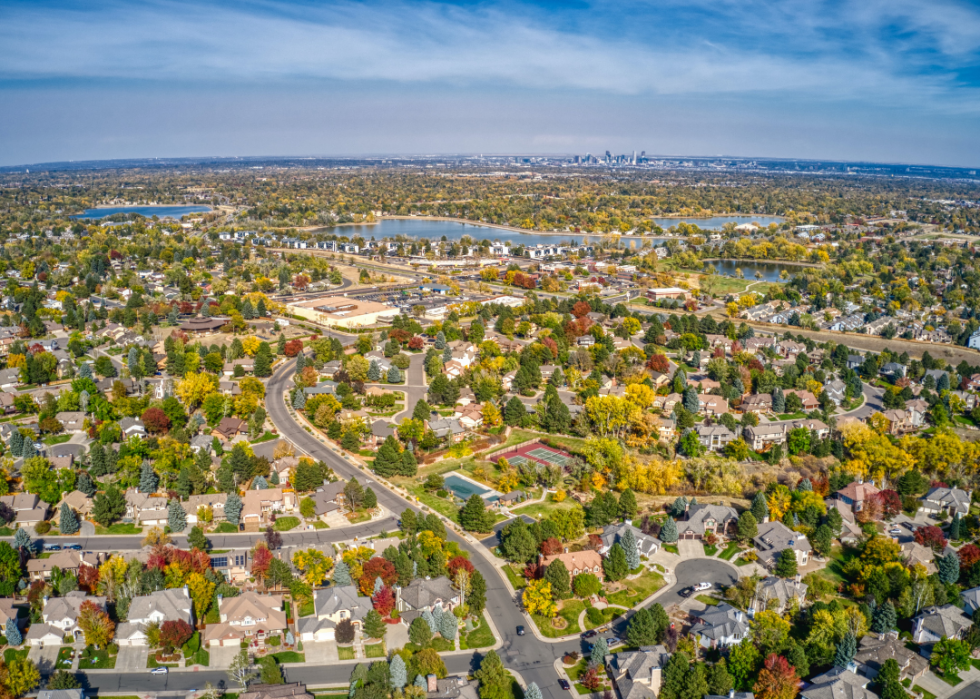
[540,537,563,556]
[810,475,830,498]
[931,481,950,489]
[160,620,193,652]
[542,337,559,359]
[586,534,603,551]
[572,301,592,318]
[581,667,603,691]
[293,274,310,290]
[78,565,100,593]
[713,346,725,358]
[252,544,273,583]
[141,407,171,434]
[647,354,670,373]
[857,494,884,523]
[179,301,195,314]
[109,250,123,260]
[372,585,396,617]
[915,525,949,552]
[960,544,980,571]
[755,654,798,699]
[389,328,411,344]
[522,562,542,579]
[358,557,399,596]
[878,490,902,518]
[447,556,475,578]
[408,336,424,350]
[283,339,304,357]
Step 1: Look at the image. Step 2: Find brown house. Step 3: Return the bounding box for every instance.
[212,417,247,443]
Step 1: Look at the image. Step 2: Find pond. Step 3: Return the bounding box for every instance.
[72,205,212,220]
[703,259,811,283]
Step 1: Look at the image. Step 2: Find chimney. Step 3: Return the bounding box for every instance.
[427,675,438,692]
[729,691,735,699]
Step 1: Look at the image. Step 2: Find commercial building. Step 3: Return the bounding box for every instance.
[287,298,400,329]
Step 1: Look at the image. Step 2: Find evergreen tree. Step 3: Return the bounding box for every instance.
[168,499,187,532]
[4,618,21,646]
[590,637,608,666]
[660,652,690,699]
[139,462,159,493]
[737,511,758,541]
[92,485,126,527]
[8,430,22,457]
[389,654,407,689]
[372,436,402,477]
[524,684,542,699]
[775,549,798,578]
[440,609,457,640]
[253,476,268,490]
[459,494,493,533]
[603,543,629,581]
[363,609,387,640]
[401,449,418,477]
[422,609,438,635]
[473,651,508,699]
[333,559,352,585]
[408,616,431,646]
[621,528,640,570]
[619,489,638,520]
[951,513,962,541]
[224,493,243,524]
[21,438,36,459]
[939,552,961,585]
[368,360,381,382]
[707,660,733,696]
[544,561,571,600]
[278,334,287,355]
[834,632,857,668]
[387,366,402,383]
[77,472,96,497]
[435,332,446,350]
[293,391,306,409]
[772,387,785,413]
[871,601,897,634]
[80,362,94,380]
[670,497,687,518]
[660,517,678,543]
[59,503,79,535]
[683,386,700,414]
[751,492,769,522]
[797,478,812,492]
[503,396,527,426]
[626,607,657,648]
[412,399,431,422]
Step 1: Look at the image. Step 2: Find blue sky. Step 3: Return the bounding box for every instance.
[3,0,980,167]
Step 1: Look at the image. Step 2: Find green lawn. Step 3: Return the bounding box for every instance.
[719,542,741,560]
[44,434,72,446]
[338,646,355,660]
[190,649,210,666]
[365,644,386,658]
[583,606,621,630]
[703,544,718,556]
[3,649,27,664]
[533,599,586,638]
[696,595,720,606]
[312,521,329,529]
[95,523,142,535]
[298,601,315,617]
[663,545,678,554]
[913,688,936,699]
[430,637,455,652]
[250,431,278,444]
[735,557,755,567]
[271,651,305,663]
[79,647,116,669]
[503,565,526,590]
[604,569,666,608]
[57,647,74,668]
[214,522,239,533]
[460,614,495,649]
[511,494,582,520]
[273,517,301,531]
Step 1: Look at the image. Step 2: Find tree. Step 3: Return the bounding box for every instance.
[939,552,961,585]
[59,503,79,535]
[834,631,856,668]
[522,579,557,617]
[660,517,678,543]
[47,670,81,690]
[168,499,187,532]
[754,654,798,699]
[503,396,526,426]
[6,658,40,698]
[142,407,171,434]
[459,494,494,533]
[931,638,972,677]
[160,619,194,653]
[603,543,629,581]
[774,549,797,578]
[333,560,352,586]
[440,609,457,640]
[621,528,640,570]
[260,657,284,685]
[5,617,21,646]
[224,493,243,524]
[737,511,758,542]
[78,600,115,649]
[809,524,833,558]
[336,618,356,644]
[591,636,608,665]
[409,616,432,647]
[544,561,571,600]
[390,654,408,689]
[752,491,769,522]
[474,650,508,699]
[139,462,159,493]
[92,485,126,527]
[574,572,602,599]
[524,683,543,699]
[363,609,387,640]
[708,660,734,696]
[872,601,897,634]
[626,607,659,647]
[188,526,210,551]
[227,650,256,691]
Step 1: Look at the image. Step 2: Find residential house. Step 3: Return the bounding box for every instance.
[882,409,913,435]
[55,411,86,433]
[912,605,971,648]
[184,493,227,524]
[698,395,729,416]
[677,504,738,540]
[366,421,396,448]
[834,481,880,514]
[539,550,603,577]
[823,379,847,406]
[428,418,467,443]
[600,523,660,558]
[741,394,772,413]
[209,550,251,581]
[800,668,877,699]
[56,490,93,519]
[853,633,928,682]
[396,576,460,622]
[136,506,170,527]
[920,487,972,517]
[309,481,346,519]
[823,499,864,544]
[242,488,297,530]
[0,493,47,526]
[297,585,371,642]
[455,405,484,431]
[118,587,194,646]
[36,592,107,643]
[689,603,749,648]
[604,645,671,699]
[753,520,812,569]
[784,390,819,411]
[694,424,736,452]
[119,417,147,439]
[212,416,248,443]
[751,577,808,615]
[204,592,288,647]
[743,423,789,452]
[27,551,103,582]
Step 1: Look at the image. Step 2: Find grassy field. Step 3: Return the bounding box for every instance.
[338,647,355,660]
[95,523,142,535]
[503,565,527,590]
[605,570,666,608]
[460,614,495,649]
[511,493,582,520]
[583,606,622,630]
[719,542,741,560]
[365,644,386,658]
[533,599,586,638]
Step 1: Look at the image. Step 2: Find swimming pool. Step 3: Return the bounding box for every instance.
[443,474,500,503]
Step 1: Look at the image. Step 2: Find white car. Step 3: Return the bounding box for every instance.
[150,667,168,675]
[694,582,712,591]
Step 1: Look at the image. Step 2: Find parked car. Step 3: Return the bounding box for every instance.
[150,667,168,675]
[679,587,695,597]
[583,630,598,639]
[66,544,82,551]
[42,544,61,552]
[694,582,712,591]
[558,680,571,691]
[516,625,525,636]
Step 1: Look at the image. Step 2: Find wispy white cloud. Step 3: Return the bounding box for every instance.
[1,0,980,112]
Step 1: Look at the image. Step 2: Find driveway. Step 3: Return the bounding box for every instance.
[27,645,61,675]
[209,644,242,669]
[116,644,148,671]
[303,641,339,664]
[676,540,704,559]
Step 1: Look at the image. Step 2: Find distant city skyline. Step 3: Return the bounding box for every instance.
[2,0,980,167]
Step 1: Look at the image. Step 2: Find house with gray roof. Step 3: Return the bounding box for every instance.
[962,586,980,617]
[605,645,670,699]
[912,605,971,649]
[676,503,738,541]
[693,424,735,452]
[311,481,345,517]
[304,381,338,396]
[801,668,876,699]
[853,633,928,682]
[920,487,972,517]
[689,603,748,648]
[428,418,467,443]
[298,585,371,642]
[600,522,660,557]
[753,520,811,569]
[119,417,146,438]
[396,576,459,622]
[751,576,808,615]
[41,592,107,641]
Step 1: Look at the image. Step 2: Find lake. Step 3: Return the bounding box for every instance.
[321,216,783,247]
[704,259,810,283]
[72,205,212,220]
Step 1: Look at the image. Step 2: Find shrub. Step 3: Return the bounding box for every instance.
[586,607,604,625]
[35,521,51,534]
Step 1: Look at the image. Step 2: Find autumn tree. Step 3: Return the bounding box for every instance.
[754,654,798,699]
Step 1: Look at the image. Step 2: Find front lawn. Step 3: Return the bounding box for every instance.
[663,545,678,555]
[273,517,301,532]
[703,544,718,556]
[79,646,116,669]
[271,651,305,663]
[3,649,27,664]
[190,649,210,666]
[338,646,355,660]
[214,522,240,533]
[95,523,142,535]
[57,647,74,668]
[604,569,666,608]
[365,644,386,658]
[503,565,526,590]
[719,543,741,560]
[913,687,936,699]
[583,607,621,630]
[696,595,720,606]
[251,431,279,444]
[44,434,72,446]
[532,599,586,638]
[460,614,495,649]
[429,637,455,652]
[937,673,963,687]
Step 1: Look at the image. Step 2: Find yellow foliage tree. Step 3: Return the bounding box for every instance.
[241,336,261,356]
[176,372,219,409]
[522,579,557,617]
[482,402,501,428]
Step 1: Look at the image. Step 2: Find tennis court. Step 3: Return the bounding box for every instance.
[527,448,572,466]
[504,455,532,467]
[493,441,575,470]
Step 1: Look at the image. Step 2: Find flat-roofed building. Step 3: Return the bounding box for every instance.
[287,298,399,328]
